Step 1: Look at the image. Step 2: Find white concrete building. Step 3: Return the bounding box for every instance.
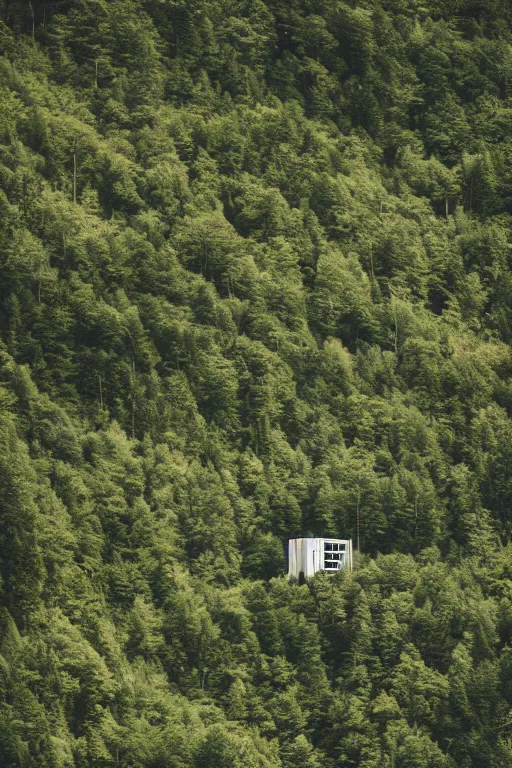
[288,538,353,579]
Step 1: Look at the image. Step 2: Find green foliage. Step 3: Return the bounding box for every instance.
[1,1,512,766]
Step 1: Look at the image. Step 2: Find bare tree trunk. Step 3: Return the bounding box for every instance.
[73,146,77,204]
[28,0,35,38]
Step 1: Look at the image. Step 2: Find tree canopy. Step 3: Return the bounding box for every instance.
[1,0,512,765]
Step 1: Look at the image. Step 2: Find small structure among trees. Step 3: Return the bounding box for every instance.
[288,538,353,579]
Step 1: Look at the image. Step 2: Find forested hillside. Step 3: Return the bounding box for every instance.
[2,0,512,765]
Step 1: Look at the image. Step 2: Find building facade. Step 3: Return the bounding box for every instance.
[288,538,353,579]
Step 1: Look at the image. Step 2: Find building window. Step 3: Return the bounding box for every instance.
[323,541,345,571]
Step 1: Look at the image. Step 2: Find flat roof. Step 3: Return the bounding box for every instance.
[288,537,351,541]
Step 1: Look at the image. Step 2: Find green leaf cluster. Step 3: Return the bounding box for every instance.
[1,1,512,765]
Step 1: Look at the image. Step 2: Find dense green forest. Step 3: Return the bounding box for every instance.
[3,0,512,765]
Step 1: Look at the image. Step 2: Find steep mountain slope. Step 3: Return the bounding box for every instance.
[2,1,512,766]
